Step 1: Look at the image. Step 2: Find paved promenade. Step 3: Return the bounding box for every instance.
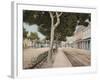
[23,47,91,69]
[53,48,91,67]
[53,49,72,67]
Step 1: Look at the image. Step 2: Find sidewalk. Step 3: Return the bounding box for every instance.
[53,49,72,67]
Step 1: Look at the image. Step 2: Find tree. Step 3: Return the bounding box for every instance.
[28,32,39,48]
[29,32,39,41]
[46,12,62,66]
[23,10,90,66]
[23,28,28,39]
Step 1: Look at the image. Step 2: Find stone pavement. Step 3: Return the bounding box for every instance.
[53,49,72,67]
[23,48,49,69]
[23,47,91,69]
[53,48,91,67]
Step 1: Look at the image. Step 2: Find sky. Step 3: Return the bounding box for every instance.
[23,23,45,40]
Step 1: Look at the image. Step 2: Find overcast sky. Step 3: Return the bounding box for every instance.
[23,23,45,40]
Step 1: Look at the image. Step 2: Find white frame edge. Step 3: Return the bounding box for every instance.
[11,1,97,78]
[11,1,18,78]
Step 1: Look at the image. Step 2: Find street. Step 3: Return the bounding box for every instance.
[23,47,91,69]
[53,48,91,67]
[23,48,49,69]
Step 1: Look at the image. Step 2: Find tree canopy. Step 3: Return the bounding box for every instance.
[28,32,39,41]
[23,28,28,39]
[23,10,90,41]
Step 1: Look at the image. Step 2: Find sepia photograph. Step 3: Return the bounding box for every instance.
[23,10,91,69]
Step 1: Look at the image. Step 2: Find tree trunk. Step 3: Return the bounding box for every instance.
[47,27,54,67]
[55,38,58,52]
[47,12,62,67]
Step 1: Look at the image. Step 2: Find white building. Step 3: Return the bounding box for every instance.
[66,37,75,48]
[23,39,32,48]
[73,22,91,50]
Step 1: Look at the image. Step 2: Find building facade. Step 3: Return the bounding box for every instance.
[65,37,75,48]
[23,39,32,48]
[73,22,91,50]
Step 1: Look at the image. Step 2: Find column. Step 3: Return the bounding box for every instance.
[85,41,86,50]
[86,41,88,50]
[88,40,90,50]
[82,41,84,49]
[82,41,83,49]
[81,41,83,49]
[83,41,85,49]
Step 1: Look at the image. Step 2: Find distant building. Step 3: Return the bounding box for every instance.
[66,37,75,48]
[23,39,32,48]
[73,21,91,50]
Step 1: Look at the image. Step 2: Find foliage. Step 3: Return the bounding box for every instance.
[28,32,39,40]
[23,28,28,39]
[23,10,90,41]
